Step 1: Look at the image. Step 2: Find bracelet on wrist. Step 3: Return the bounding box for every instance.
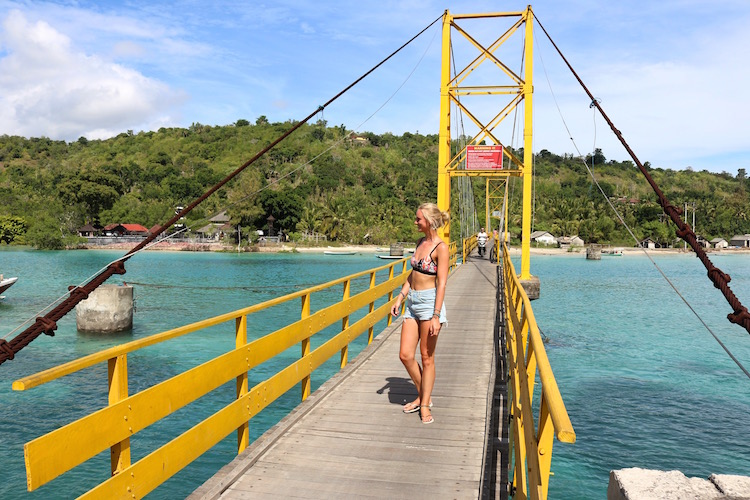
[399,291,406,299]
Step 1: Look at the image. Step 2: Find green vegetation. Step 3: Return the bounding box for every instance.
[1,119,748,249]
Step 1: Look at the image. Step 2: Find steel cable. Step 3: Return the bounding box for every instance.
[534,13,750,336]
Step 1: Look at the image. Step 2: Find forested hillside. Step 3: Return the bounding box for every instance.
[1,118,748,249]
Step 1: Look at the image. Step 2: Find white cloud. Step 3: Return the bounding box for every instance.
[0,9,184,140]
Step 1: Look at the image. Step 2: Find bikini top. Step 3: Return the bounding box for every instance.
[410,238,442,276]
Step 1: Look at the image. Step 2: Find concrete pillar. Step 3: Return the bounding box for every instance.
[520,276,540,300]
[587,245,602,260]
[76,284,134,333]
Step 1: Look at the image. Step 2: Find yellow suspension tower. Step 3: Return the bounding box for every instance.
[436,6,539,297]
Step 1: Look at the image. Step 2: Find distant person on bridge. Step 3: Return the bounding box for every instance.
[391,202,449,425]
[477,227,488,258]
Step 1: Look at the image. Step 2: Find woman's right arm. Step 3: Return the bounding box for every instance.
[391,277,411,316]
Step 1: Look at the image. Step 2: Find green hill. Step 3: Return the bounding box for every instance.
[1,119,748,249]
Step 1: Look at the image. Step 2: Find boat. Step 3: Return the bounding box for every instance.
[0,275,18,296]
[376,255,404,260]
[602,248,623,256]
[323,250,356,255]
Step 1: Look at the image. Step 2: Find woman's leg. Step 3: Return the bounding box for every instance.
[399,318,423,408]
[418,320,439,423]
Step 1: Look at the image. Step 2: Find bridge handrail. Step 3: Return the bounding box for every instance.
[13,256,418,496]
[502,242,575,499]
[13,246,462,497]
[13,257,407,391]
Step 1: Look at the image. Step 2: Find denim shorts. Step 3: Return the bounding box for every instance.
[403,288,447,324]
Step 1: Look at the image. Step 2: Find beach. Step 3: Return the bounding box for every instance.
[79,239,750,256]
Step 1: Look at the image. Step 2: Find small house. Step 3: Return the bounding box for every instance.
[729,234,750,248]
[530,230,557,246]
[121,224,149,235]
[557,235,584,249]
[77,224,101,237]
[103,224,149,237]
[196,211,232,240]
[710,238,728,249]
[103,224,126,237]
[639,237,658,249]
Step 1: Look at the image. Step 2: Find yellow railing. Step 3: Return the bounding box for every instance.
[463,234,477,261]
[13,257,420,498]
[502,242,575,499]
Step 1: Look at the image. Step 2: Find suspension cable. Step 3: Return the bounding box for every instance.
[534,14,750,337]
[0,13,444,366]
[536,43,750,379]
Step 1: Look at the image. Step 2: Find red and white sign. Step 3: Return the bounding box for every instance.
[466,145,503,170]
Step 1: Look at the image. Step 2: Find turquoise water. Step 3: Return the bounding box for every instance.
[529,253,750,498]
[1,249,749,498]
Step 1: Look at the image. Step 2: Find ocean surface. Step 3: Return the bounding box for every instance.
[1,248,749,498]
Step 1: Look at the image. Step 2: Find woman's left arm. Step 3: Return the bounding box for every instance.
[429,241,450,335]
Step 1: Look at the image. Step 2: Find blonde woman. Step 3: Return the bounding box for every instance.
[391,202,450,424]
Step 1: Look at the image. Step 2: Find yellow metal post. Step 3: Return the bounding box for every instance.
[484,177,492,229]
[236,315,249,453]
[300,294,311,400]
[340,279,351,368]
[520,6,534,279]
[387,265,395,326]
[437,10,452,244]
[108,354,130,476]
[367,271,376,343]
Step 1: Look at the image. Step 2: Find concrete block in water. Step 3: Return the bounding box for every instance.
[608,468,750,499]
[520,275,540,300]
[76,284,133,333]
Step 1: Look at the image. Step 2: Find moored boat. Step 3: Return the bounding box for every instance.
[0,275,18,295]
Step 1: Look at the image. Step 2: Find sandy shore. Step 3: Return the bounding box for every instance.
[80,240,750,256]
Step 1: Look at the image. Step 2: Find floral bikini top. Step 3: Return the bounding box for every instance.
[410,238,442,276]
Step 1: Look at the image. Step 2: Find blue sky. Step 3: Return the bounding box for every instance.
[0,0,749,174]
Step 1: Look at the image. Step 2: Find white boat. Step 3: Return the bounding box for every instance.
[0,276,18,296]
[324,250,356,255]
[602,248,623,256]
[376,255,404,260]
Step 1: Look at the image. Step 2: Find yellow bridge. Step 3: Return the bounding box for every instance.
[11,8,578,499]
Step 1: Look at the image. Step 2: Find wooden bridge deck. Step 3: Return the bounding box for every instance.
[190,255,505,500]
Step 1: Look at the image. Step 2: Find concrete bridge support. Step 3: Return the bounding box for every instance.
[76,284,134,333]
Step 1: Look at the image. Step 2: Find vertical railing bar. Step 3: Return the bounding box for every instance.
[340,279,351,369]
[367,271,377,344]
[300,293,311,401]
[387,263,396,326]
[108,354,130,476]
[536,393,555,499]
[235,315,249,453]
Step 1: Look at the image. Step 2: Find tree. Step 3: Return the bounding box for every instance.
[0,215,27,244]
[24,216,65,249]
[58,171,123,222]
